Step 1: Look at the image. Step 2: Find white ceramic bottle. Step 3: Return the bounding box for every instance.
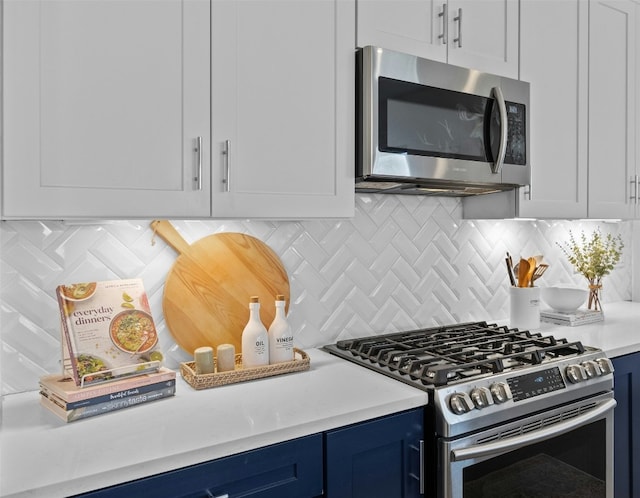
[241,296,269,368]
[268,294,294,364]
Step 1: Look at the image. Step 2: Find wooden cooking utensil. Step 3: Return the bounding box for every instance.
[151,220,290,355]
[531,263,549,284]
[505,257,516,286]
[526,257,537,287]
[517,258,530,288]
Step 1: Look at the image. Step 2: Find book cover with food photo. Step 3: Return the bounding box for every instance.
[56,279,163,386]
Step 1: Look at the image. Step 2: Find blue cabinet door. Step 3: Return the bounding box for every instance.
[324,407,424,498]
[75,434,323,498]
[613,353,640,498]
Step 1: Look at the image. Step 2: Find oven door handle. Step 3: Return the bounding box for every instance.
[450,398,616,462]
[491,86,508,175]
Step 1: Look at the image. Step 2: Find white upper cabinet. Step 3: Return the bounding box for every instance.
[588,0,638,219]
[445,0,519,79]
[357,0,446,61]
[2,0,355,220]
[466,0,640,220]
[516,0,589,219]
[2,0,211,219]
[357,0,519,78]
[210,0,355,219]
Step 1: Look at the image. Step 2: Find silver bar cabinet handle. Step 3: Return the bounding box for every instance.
[491,86,508,174]
[419,440,425,494]
[222,139,230,192]
[205,491,229,498]
[194,136,202,190]
[438,4,447,44]
[453,8,462,47]
[630,175,639,204]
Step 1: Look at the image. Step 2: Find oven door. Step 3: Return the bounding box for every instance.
[439,392,615,498]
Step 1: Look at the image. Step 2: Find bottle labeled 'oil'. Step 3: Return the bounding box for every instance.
[241,296,269,368]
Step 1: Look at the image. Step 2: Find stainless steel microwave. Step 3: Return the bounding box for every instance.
[357,46,530,196]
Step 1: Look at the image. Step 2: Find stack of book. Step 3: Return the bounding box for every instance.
[540,308,604,327]
[39,367,176,422]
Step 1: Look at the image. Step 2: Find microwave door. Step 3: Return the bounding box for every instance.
[373,78,501,184]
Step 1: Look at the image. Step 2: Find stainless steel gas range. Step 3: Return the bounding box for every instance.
[323,321,615,498]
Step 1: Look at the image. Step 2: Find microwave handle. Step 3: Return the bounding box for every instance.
[450,398,616,462]
[491,86,508,175]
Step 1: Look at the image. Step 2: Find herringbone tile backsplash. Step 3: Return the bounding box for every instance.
[0,195,632,394]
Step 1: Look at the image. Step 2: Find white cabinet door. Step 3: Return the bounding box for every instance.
[588,0,637,219]
[211,0,355,219]
[446,0,519,79]
[357,0,447,61]
[516,0,589,218]
[2,0,211,219]
[357,0,518,78]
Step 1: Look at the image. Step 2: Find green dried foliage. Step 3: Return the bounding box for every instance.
[557,229,624,282]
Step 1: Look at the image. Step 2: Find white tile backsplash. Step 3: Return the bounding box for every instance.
[0,195,633,394]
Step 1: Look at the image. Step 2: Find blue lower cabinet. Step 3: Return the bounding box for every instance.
[76,408,425,498]
[613,353,640,498]
[324,407,424,498]
[75,434,323,498]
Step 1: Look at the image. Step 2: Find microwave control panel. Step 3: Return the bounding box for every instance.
[504,101,526,165]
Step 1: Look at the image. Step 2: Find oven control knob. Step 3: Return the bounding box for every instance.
[595,358,615,375]
[470,387,494,409]
[581,360,603,378]
[565,364,588,383]
[489,382,512,404]
[448,392,474,414]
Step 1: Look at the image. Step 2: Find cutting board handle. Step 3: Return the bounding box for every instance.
[151,220,191,254]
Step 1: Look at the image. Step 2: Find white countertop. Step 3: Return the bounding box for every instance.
[1,301,638,497]
[0,349,428,497]
[532,301,640,358]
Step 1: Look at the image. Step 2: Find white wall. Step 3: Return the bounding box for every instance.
[0,195,632,394]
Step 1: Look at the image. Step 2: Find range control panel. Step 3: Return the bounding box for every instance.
[444,357,614,416]
[507,367,565,402]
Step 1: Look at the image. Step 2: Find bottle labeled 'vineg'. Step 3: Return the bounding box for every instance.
[241,296,269,368]
[268,294,294,364]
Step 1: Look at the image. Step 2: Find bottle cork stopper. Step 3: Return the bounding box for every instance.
[276,294,285,301]
[250,296,259,303]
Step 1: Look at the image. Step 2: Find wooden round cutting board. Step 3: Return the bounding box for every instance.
[151,220,290,355]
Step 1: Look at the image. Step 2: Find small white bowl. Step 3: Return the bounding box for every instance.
[541,286,589,313]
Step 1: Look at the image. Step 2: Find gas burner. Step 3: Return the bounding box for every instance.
[328,321,589,388]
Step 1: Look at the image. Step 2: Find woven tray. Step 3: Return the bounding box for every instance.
[180,348,310,390]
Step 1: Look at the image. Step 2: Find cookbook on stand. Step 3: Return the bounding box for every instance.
[56,278,163,387]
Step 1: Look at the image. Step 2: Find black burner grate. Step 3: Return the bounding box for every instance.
[334,321,585,387]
